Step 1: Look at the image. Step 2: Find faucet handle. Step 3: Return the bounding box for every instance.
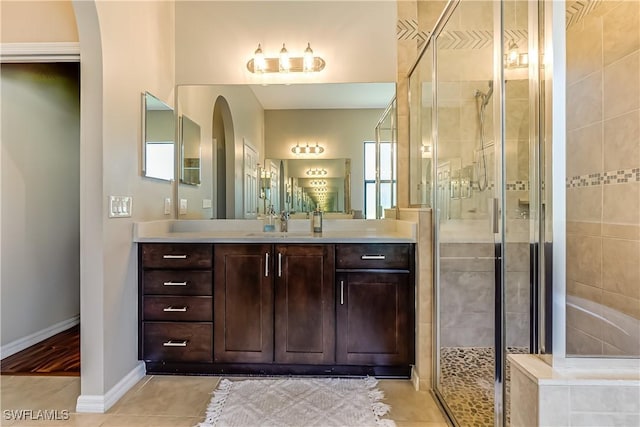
[280,211,289,220]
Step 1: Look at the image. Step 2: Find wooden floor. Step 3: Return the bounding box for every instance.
[0,325,80,376]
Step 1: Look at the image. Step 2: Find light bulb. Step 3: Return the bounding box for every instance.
[254,44,265,73]
[279,43,290,73]
[303,42,314,72]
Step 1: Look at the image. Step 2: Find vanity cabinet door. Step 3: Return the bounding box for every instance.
[335,272,413,366]
[274,244,335,365]
[213,244,274,363]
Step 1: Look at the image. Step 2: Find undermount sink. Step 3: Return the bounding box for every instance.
[244,231,314,238]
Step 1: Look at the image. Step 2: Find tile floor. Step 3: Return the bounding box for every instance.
[0,375,449,427]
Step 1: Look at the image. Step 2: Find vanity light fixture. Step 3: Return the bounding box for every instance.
[291,142,325,156]
[421,143,432,159]
[504,40,528,69]
[306,168,328,177]
[247,42,326,74]
[309,179,327,186]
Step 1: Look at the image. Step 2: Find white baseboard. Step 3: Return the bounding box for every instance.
[76,361,146,413]
[0,315,80,359]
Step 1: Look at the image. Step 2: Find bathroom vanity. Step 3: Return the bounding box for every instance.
[135,219,416,377]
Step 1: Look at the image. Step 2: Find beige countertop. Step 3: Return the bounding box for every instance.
[133,219,416,244]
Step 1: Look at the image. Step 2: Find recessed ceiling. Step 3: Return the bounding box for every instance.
[249,83,396,110]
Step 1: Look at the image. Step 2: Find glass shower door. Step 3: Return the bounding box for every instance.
[429,1,539,426]
[433,1,503,426]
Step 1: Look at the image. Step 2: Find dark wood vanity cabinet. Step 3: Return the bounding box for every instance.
[274,244,335,365]
[139,244,214,364]
[335,244,415,367]
[139,241,414,376]
[213,244,274,363]
[213,243,335,365]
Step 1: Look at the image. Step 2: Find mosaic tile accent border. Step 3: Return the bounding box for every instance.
[398,0,596,47]
[566,0,603,28]
[470,181,530,191]
[566,168,640,188]
[396,19,527,51]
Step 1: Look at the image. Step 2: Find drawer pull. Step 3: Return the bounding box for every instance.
[265,252,269,277]
[340,280,344,305]
[163,306,188,312]
[361,255,386,260]
[163,254,188,259]
[162,340,187,347]
[163,281,187,286]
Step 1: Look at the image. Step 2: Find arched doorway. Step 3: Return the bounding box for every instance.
[212,96,235,219]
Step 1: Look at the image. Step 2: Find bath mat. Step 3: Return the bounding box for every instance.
[197,377,396,427]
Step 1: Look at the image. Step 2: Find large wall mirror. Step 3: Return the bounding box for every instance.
[142,92,175,181]
[176,83,394,219]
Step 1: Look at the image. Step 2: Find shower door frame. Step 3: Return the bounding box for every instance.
[411,1,545,426]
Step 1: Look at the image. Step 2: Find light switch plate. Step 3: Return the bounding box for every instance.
[109,196,132,218]
[179,199,188,215]
[202,199,212,209]
[164,198,171,215]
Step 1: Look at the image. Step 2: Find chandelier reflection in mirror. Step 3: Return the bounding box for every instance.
[306,168,328,177]
[291,142,325,155]
[247,42,326,73]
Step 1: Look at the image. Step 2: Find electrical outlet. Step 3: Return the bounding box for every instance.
[179,199,188,215]
[109,196,132,218]
[164,198,171,215]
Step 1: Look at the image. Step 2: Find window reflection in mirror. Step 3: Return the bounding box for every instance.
[142,92,175,181]
[180,115,201,186]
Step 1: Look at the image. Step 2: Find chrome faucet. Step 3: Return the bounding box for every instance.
[280,211,290,232]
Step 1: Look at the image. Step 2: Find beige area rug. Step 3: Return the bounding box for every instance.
[197,377,396,427]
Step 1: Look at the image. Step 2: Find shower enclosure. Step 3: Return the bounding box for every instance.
[408,1,548,426]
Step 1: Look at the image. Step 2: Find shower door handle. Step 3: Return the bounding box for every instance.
[492,197,499,234]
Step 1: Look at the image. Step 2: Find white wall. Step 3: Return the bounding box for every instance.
[0,0,78,43]
[265,109,383,212]
[72,0,175,402]
[0,63,80,349]
[178,85,265,219]
[175,1,397,85]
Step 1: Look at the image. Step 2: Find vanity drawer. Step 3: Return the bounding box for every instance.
[143,270,212,296]
[143,296,212,322]
[141,244,213,269]
[336,244,410,270]
[142,322,213,362]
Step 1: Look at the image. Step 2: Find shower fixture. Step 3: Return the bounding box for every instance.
[475,80,493,108]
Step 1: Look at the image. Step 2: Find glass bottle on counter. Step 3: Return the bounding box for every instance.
[312,207,322,235]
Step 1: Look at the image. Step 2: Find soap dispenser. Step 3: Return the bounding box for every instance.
[263,205,276,232]
[312,207,322,235]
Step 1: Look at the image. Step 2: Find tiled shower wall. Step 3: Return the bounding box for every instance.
[566,0,640,356]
